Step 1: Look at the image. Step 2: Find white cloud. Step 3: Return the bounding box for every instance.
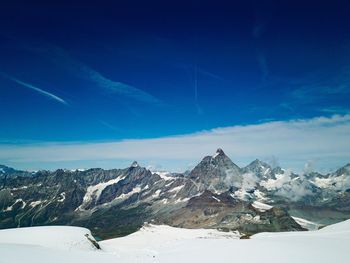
[1,115,350,172]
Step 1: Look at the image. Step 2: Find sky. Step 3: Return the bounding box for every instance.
[1,0,350,172]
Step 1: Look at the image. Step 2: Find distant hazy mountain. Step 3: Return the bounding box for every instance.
[1,149,349,239]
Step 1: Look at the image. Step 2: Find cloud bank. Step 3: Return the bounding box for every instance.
[0,115,349,172]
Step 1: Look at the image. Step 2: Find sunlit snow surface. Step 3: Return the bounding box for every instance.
[1,220,349,263]
[0,226,97,251]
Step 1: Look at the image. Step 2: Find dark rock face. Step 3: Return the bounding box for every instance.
[0,150,349,239]
[188,148,241,192]
[164,190,304,233]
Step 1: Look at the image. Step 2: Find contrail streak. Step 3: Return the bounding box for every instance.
[1,73,68,105]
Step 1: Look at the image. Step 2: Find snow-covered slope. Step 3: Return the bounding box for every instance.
[0,226,113,263]
[0,220,349,263]
[0,226,98,251]
[100,224,240,254]
[99,221,350,262]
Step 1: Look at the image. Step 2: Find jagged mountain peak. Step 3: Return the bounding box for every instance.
[0,164,32,177]
[210,149,239,166]
[339,163,350,171]
[333,163,350,177]
[192,149,240,174]
[212,148,225,158]
[130,161,140,168]
[247,159,270,168]
[242,159,274,180]
[2,153,350,239]
[0,164,17,174]
[188,149,242,191]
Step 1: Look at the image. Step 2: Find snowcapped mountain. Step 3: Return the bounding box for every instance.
[0,164,34,177]
[0,149,349,239]
[188,148,242,191]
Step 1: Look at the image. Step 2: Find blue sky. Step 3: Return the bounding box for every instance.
[1,0,350,171]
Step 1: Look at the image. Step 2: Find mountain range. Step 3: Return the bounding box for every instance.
[1,149,349,239]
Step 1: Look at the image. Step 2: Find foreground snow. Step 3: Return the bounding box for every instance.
[100,224,240,260]
[0,226,97,251]
[0,226,113,263]
[1,220,349,262]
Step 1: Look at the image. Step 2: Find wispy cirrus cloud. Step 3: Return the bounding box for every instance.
[29,45,162,105]
[320,107,350,115]
[290,66,350,102]
[0,72,68,105]
[252,17,267,39]
[1,114,349,173]
[258,66,350,114]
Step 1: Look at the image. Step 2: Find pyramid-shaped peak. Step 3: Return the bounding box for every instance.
[212,148,226,158]
[130,161,140,168]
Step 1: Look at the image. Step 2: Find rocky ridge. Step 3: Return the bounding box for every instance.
[1,149,349,239]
